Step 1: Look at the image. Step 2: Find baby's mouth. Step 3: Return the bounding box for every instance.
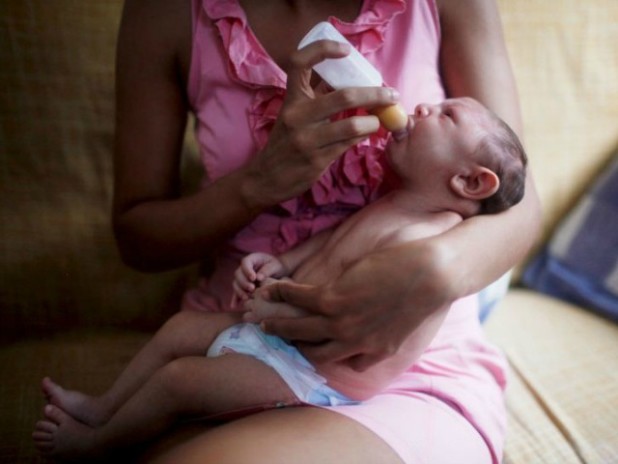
[392,129,408,142]
[391,117,414,142]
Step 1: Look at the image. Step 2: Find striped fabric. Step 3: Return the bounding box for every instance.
[485,290,618,464]
[523,154,618,321]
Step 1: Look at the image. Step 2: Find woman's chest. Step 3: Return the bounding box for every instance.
[238,0,365,72]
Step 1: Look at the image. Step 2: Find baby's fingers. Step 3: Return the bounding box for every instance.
[235,266,256,287]
[239,260,258,282]
[232,281,252,308]
[257,260,284,280]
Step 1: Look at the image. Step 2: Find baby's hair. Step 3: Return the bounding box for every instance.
[476,117,528,214]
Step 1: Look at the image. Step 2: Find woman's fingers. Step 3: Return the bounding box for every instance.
[286,40,351,100]
[286,40,399,122]
[311,87,400,122]
[261,314,330,343]
[264,281,328,314]
[283,86,398,127]
[313,115,379,149]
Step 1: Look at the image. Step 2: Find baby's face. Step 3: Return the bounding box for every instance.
[386,97,493,183]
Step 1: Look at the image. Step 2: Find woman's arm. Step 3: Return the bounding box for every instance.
[260,0,542,371]
[113,0,402,272]
[434,0,542,295]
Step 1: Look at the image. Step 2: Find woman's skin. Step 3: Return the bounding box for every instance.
[110,0,541,462]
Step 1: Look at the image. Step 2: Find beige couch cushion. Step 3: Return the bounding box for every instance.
[498,0,618,245]
[486,289,618,463]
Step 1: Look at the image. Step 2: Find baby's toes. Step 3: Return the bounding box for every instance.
[33,420,56,453]
[34,419,57,434]
[44,404,68,425]
[32,430,53,443]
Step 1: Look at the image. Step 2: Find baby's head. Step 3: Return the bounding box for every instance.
[386,97,527,216]
[472,114,527,214]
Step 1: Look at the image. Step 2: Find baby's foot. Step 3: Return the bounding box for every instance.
[33,404,98,459]
[42,377,110,426]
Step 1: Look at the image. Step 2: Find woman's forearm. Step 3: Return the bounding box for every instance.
[429,173,542,299]
[113,166,269,272]
[437,0,543,296]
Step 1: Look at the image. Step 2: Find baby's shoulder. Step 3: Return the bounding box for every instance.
[382,210,462,246]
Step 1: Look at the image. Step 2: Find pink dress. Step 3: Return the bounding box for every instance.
[184,1,508,462]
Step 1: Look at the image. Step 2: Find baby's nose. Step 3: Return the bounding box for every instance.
[414,104,431,118]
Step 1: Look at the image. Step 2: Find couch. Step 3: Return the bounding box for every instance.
[1,1,617,462]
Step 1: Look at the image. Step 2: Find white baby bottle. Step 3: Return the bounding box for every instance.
[298,21,408,136]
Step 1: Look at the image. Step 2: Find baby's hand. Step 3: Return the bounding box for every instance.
[231,252,286,308]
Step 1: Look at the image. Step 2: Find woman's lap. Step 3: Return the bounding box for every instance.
[146,407,403,464]
[144,397,492,464]
[326,391,494,464]
[156,296,502,463]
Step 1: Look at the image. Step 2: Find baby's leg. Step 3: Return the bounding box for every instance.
[41,311,241,426]
[34,353,299,460]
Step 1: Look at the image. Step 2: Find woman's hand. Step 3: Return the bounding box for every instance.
[241,40,400,210]
[253,239,459,372]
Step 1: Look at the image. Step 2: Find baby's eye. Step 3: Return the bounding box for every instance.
[442,108,456,121]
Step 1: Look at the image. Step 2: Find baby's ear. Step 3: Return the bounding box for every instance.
[449,167,500,201]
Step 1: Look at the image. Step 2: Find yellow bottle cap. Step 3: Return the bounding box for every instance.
[371,103,408,133]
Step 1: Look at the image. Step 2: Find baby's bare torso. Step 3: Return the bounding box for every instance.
[290,192,462,400]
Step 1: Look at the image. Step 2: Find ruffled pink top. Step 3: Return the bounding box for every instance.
[184,0,444,312]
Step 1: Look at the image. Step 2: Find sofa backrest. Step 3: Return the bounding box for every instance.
[0,1,195,343]
[498,0,618,236]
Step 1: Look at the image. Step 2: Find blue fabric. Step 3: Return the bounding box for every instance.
[523,154,618,322]
[478,272,511,323]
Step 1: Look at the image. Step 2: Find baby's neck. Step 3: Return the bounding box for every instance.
[387,187,474,219]
[387,188,447,214]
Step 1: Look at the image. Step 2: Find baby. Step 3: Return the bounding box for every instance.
[229,96,527,401]
[33,97,526,459]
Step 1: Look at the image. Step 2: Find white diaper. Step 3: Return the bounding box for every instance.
[207,323,357,406]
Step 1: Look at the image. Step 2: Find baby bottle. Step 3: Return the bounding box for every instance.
[298,22,408,137]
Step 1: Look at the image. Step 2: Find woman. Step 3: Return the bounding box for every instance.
[113,0,541,462]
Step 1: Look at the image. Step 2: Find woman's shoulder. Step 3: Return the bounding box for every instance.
[119,0,192,82]
[434,0,502,28]
[121,0,191,37]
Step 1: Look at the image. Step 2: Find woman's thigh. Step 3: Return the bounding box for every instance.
[146,407,404,464]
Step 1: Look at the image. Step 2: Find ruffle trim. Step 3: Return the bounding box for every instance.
[204,0,405,88]
[203,0,404,249]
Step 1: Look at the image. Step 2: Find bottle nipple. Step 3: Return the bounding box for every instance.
[371,103,408,134]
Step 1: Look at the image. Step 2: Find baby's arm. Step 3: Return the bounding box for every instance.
[276,227,333,271]
[232,227,335,307]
